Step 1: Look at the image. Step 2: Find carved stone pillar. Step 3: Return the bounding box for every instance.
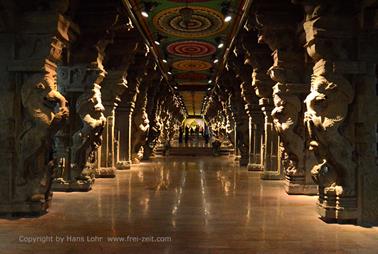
[0,6,72,213]
[254,3,317,194]
[115,102,134,169]
[115,48,146,169]
[229,45,264,170]
[131,60,157,163]
[143,80,165,160]
[54,65,106,191]
[229,78,249,167]
[244,41,282,179]
[94,21,138,177]
[298,0,378,223]
[96,73,128,177]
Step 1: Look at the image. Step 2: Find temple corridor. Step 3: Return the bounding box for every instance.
[1,0,378,252]
[1,156,377,254]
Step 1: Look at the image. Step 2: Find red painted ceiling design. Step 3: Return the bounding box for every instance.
[167,41,216,57]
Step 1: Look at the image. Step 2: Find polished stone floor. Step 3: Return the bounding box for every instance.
[1,157,377,254]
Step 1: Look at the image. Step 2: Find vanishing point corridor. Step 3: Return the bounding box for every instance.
[1,156,377,254]
[1,0,378,253]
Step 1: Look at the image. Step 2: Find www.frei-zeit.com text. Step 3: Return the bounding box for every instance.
[18,235,172,244]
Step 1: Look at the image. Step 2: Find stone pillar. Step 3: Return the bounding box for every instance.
[254,2,317,193]
[259,100,282,180]
[246,106,264,171]
[115,47,146,169]
[143,80,165,160]
[98,74,130,176]
[0,6,72,214]
[131,60,157,163]
[298,0,378,223]
[228,44,263,170]
[116,103,134,169]
[97,26,140,175]
[53,65,107,191]
[244,40,282,179]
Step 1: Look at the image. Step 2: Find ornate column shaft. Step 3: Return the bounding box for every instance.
[96,73,128,177]
[54,64,107,191]
[299,0,378,223]
[0,5,73,213]
[115,102,135,169]
[115,47,146,169]
[143,80,165,160]
[244,41,282,179]
[255,2,318,194]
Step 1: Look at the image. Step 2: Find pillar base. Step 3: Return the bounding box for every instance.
[95,167,116,178]
[116,160,131,170]
[248,163,262,171]
[317,190,358,224]
[51,178,94,192]
[284,176,318,195]
[260,171,282,180]
[0,194,52,215]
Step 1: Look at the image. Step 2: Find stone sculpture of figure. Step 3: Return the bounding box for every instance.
[71,80,106,181]
[131,109,150,163]
[271,83,304,175]
[304,60,355,196]
[19,73,69,201]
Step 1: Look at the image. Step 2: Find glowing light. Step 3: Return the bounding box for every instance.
[163,59,168,63]
[141,11,149,18]
[213,59,219,63]
[154,40,160,45]
[224,16,232,22]
[218,43,224,49]
[208,80,212,84]
[168,71,172,75]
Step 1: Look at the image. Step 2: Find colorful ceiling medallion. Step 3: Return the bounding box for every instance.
[153,6,226,38]
[172,60,212,71]
[176,72,208,80]
[167,41,216,57]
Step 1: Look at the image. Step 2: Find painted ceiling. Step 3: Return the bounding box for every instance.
[127,0,247,116]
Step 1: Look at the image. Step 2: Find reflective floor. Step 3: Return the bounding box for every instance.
[1,157,377,254]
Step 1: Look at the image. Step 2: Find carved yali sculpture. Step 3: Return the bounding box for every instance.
[18,73,68,202]
[131,110,150,163]
[304,60,355,196]
[271,83,304,176]
[71,82,106,181]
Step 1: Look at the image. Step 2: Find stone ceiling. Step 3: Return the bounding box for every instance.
[127,0,248,116]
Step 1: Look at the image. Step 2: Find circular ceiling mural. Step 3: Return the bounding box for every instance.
[167,41,216,57]
[153,6,226,38]
[176,72,208,80]
[172,60,212,71]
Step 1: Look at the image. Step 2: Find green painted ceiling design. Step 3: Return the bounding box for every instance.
[129,0,246,116]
